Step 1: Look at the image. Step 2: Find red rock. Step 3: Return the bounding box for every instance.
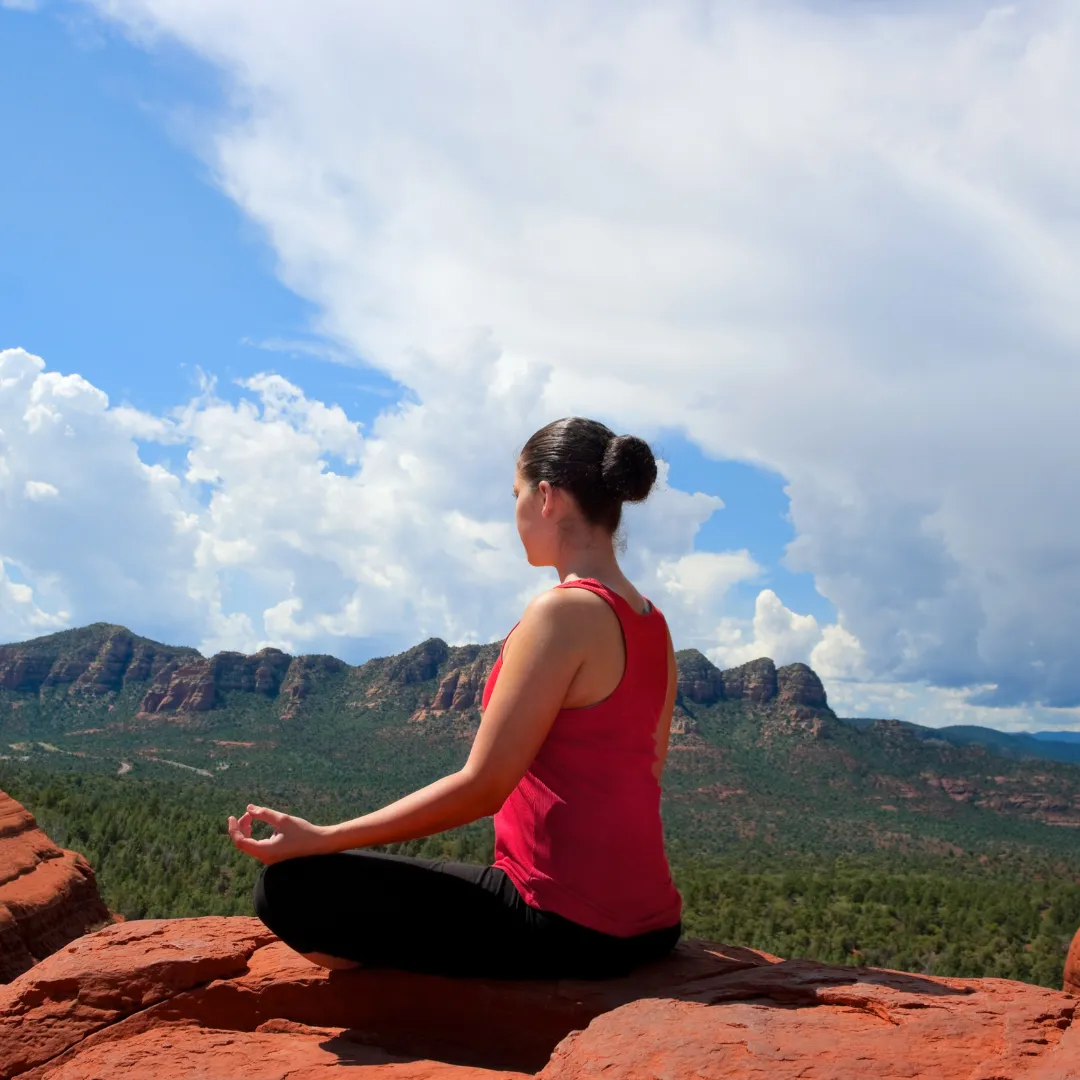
[776,662,828,709]
[675,650,725,706]
[721,657,779,702]
[1065,926,1080,996]
[0,791,113,983]
[1,915,1077,1079]
[280,655,347,719]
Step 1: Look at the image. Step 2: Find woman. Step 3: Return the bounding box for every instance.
[228,416,683,979]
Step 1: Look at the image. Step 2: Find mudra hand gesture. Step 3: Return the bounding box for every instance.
[228,804,330,865]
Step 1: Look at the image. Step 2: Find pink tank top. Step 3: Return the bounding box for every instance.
[481,578,683,938]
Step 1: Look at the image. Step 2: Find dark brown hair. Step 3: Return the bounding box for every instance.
[518,417,657,533]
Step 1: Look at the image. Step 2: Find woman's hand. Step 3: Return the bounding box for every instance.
[227,804,331,865]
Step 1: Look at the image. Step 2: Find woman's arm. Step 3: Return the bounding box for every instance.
[231,589,587,862]
[652,620,678,783]
[314,769,496,852]
[327,590,587,849]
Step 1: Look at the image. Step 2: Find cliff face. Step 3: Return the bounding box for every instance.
[671,651,834,738]
[139,649,297,716]
[1066,929,1080,996]
[1,625,829,724]
[674,651,829,711]
[0,624,197,697]
[1,916,1077,1079]
[0,792,114,983]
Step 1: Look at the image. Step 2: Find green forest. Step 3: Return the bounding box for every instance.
[4,760,1077,991]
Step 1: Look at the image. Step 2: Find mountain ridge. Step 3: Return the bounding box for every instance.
[0,623,831,718]
[3,623,1080,855]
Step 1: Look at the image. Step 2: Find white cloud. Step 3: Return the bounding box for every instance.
[0,349,203,645]
[19,1,1080,722]
[825,677,1080,736]
[656,550,758,606]
[0,557,68,637]
[706,588,1080,734]
[1,0,38,11]
[710,588,823,669]
[0,346,732,661]
[23,481,59,501]
[810,623,868,683]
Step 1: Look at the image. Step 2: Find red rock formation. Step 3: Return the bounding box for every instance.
[675,650,725,706]
[0,625,196,697]
[399,644,500,726]
[1,916,1076,1078]
[776,662,828,709]
[137,647,295,715]
[721,656,779,702]
[1066,927,1080,996]
[0,792,113,984]
[279,655,347,720]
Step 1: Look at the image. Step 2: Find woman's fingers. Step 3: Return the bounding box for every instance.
[226,804,297,865]
[227,811,262,850]
[247,804,287,828]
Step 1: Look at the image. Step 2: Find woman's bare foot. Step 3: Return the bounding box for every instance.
[300,950,362,971]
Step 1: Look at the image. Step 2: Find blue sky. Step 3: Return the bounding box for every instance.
[0,3,829,626]
[2,2,1079,732]
[0,9,397,417]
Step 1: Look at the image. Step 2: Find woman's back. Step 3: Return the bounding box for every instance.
[482,577,683,938]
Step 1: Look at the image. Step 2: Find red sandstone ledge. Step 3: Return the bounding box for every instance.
[1,915,1077,1079]
[0,792,114,984]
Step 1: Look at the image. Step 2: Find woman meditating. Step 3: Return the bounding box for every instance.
[228,416,683,979]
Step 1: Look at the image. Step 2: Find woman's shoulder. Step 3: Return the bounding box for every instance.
[557,577,659,618]
[521,576,664,618]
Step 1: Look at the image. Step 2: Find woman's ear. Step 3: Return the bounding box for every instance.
[538,480,554,517]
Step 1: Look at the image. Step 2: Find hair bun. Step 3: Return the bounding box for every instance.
[601,434,657,503]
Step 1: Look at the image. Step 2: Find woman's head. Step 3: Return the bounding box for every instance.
[514,417,657,565]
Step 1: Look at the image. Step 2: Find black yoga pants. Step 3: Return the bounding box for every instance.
[252,848,682,980]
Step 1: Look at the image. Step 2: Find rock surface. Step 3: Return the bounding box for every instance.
[1,915,1076,1079]
[1066,927,1080,996]
[0,792,113,983]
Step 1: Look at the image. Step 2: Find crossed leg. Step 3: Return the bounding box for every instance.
[251,848,522,977]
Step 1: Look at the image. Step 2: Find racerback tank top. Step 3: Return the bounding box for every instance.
[480,577,683,938]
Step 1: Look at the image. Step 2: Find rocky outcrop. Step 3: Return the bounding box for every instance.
[1,916,1076,1079]
[279,655,348,720]
[720,656,779,702]
[1066,927,1080,996]
[674,650,725,705]
[407,644,501,724]
[0,625,196,697]
[777,662,828,709]
[674,653,829,712]
[670,704,698,735]
[918,773,1080,828]
[4,623,834,721]
[0,792,113,983]
[377,638,451,688]
[138,648,294,715]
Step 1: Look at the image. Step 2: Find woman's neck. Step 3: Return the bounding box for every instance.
[554,543,622,586]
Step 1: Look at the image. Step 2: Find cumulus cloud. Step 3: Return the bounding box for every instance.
[26,1,1080,719]
[717,590,821,669]
[709,588,832,670]
[0,346,734,660]
[0,349,203,645]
